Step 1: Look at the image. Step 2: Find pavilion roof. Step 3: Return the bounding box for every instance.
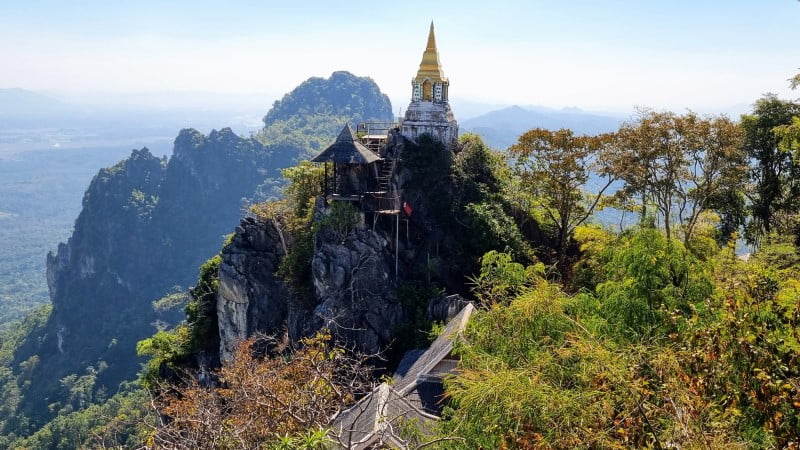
[311,124,381,164]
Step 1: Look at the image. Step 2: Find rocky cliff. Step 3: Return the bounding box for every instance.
[211,133,438,365]
[216,216,291,362]
[209,130,538,369]
[216,216,404,362]
[10,128,273,427]
[308,227,403,354]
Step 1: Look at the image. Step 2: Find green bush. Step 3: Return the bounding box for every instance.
[441,282,637,448]
[137,255,222,386]
[185,255,222,352]
[595,228,713,342]
[316,201,359,242]
[468,250,543,306]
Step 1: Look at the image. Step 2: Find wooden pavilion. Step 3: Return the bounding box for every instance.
[311,124,382,202]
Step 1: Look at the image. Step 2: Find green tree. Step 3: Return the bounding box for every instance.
[741,95,800,239]
[7,387,153,450]
[137,255,222,387]
[775,116,800,159]
[594,228,714,341]
[611,110,747,245]
[509,128,614,269]
[452,133,505,206]
[280,161,326,219]
[448,134,534,277]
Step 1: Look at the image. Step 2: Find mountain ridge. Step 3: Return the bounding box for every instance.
[462,104,623,149]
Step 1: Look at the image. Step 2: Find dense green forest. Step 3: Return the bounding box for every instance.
[0,146,142,326]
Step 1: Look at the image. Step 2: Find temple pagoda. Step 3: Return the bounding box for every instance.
[400,22,459,149]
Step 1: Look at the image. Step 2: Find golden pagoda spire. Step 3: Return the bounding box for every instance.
[415,21,446,82]
[426,21,437,50]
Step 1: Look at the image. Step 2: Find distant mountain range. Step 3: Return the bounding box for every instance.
[461,105,624,149]
[0,89,265,155]
[0,88,73,117]
[2,87,745,154]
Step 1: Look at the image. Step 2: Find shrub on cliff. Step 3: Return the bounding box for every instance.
[150,332,372,449]
[137,255,222,387]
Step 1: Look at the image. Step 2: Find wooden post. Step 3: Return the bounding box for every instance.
[395,212,399,279]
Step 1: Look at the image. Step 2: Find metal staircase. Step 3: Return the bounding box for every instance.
[377,159,396,193]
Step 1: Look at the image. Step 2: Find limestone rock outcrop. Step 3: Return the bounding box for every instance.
[309,227,404,355]
[427,294,471,322]
[217,216,291,362]
[216,219,405,359]
[23,129,271,424]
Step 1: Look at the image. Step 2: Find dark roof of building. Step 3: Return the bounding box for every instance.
[393,349,425,381]
[329,303,475,448]
[393,303,474,393]
[310,124,381,164]
[330,383,436,449]
[403,376,446,416]
[332,384,384,446]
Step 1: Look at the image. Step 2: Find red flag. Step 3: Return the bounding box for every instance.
[403,201,413,216]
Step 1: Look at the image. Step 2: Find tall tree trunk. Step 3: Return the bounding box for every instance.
[640,192,648,224]
[557,216,569,276]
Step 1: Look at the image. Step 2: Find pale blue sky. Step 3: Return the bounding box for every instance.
[0,0,797,112]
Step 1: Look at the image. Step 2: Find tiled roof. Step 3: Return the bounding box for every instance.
[403,376,446,416]
[330,383,438,449]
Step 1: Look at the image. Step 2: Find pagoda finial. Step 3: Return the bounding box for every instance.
[426,21,436,50]
[415,22,445,82]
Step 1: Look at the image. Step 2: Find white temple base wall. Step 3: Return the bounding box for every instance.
[401,101,459,149]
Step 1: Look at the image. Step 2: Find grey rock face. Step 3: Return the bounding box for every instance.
[217,216,291,362]
[427,294,472,322]
[216,217,406,361]
[310,227,404,355]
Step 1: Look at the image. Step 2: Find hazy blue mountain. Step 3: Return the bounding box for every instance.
[6,130,272,432]
[0,146,146,327]
[257,71,393,162]
[264,71,393,126]
[461,105,623,149]
[0,89,73,117]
